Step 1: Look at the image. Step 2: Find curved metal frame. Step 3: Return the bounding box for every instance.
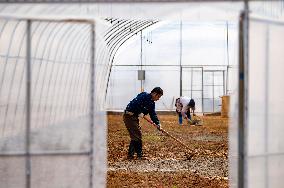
[103,18,158,98]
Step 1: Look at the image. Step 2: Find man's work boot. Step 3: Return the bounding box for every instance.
[127,140,135,160]
[135,140,143,159]
[127,155,134,160]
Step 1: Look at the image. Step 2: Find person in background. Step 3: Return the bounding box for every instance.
[175,97,195,125]
[123,87,163,160]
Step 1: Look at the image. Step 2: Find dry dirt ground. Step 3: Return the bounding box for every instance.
[107,113,229,188]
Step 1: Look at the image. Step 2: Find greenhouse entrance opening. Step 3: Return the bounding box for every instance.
[105,2,241,188]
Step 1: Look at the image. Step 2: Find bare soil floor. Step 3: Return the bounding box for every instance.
[107,113,229,188]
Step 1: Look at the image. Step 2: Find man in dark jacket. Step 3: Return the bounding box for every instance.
[123,87,163,160]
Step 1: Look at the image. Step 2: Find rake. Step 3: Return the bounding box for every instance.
[143,117,195,160]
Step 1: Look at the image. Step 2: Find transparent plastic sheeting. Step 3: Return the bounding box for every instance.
[106,21,238,112]
[0,19,108,188]
[247,18,284,188]
[106,65,227,113]
[106,65,180,111]
[0,3,243,21]
[114,21,238,66]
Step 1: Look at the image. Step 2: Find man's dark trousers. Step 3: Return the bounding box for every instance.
[123,113,143,158]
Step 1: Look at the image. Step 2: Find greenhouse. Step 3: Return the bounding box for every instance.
[0,1,284,188]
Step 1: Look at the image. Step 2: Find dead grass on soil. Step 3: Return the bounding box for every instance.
[107,114,229,188]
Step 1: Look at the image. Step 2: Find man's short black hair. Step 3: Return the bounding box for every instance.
[188,99,195,107]
[151,87,163,95]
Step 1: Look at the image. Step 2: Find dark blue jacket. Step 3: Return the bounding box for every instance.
[125,92,160,125]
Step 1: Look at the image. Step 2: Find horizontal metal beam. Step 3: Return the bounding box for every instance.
[250,16,284,26]
[0,151,90,157]
[113,64,231,67]
[0,14,95,24]
[0,0,243,3]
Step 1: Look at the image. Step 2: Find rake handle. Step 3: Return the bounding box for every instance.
[143,117,194,153]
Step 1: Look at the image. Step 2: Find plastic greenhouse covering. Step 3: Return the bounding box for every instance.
[247,16,284,188]
[106,20,238,113]
[0,17,109,187]
[0,1,284,188]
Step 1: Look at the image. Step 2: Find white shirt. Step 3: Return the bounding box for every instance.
[176,96,195,113]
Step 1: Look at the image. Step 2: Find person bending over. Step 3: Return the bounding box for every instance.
[175,97,195,125]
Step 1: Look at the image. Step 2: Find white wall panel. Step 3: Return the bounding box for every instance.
[248,18,284,188]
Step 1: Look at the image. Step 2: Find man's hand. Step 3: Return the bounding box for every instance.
[157,124,162,130]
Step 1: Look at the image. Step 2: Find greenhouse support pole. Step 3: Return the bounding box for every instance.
[226,65,229,94]
[140,30,143,92]
[201,67,204,114]
[212,72,215,112]
[179,20,182,96]
[89,22,95,188]
[223,70,225,95]
[238,12,245,188]
[239,1,249,188]
[25,19,32,188]
[226,21,229,95]
[190,68,193,98]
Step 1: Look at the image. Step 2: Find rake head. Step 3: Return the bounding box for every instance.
[185,153,195,161]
